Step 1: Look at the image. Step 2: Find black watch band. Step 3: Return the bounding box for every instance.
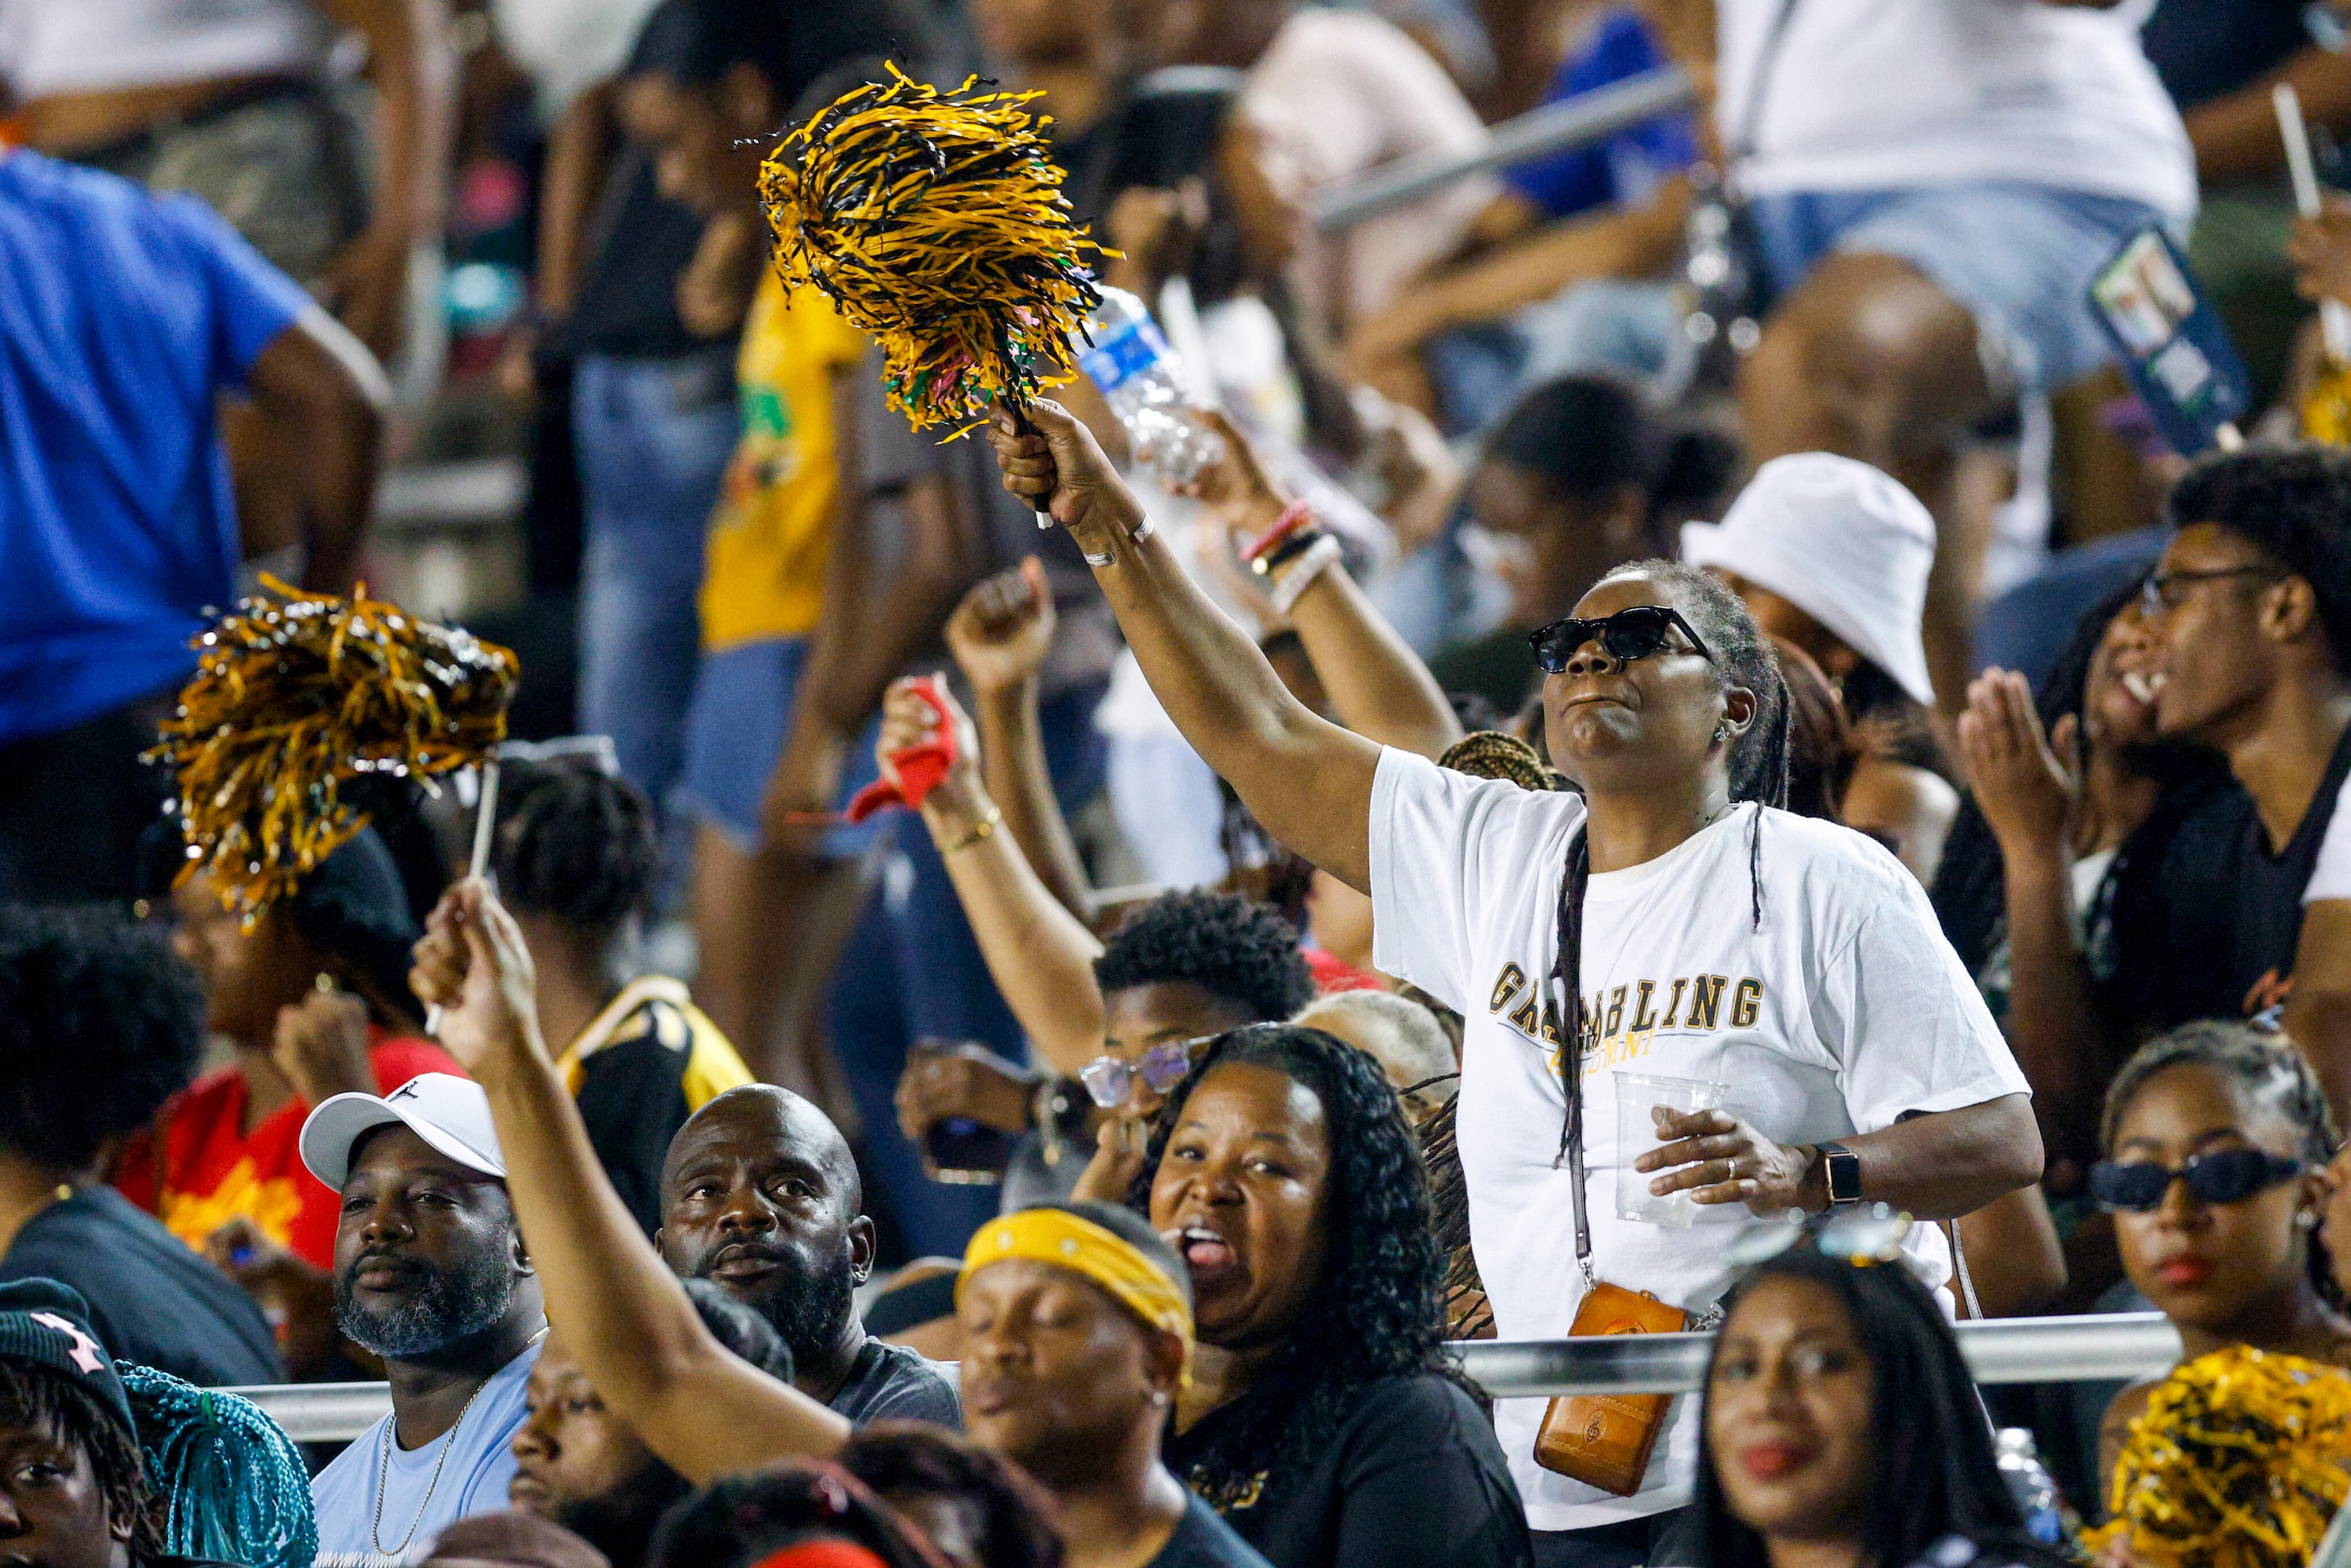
[1818,1141,1863,1207]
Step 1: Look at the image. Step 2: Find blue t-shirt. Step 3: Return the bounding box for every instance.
[1502,9,1697,222]
[311,1338,542,1567]
[0,149,308,744]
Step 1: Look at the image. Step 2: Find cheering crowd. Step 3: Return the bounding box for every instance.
[9,0,2351,1565]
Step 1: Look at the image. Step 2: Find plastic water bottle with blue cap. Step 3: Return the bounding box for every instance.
[1074,285,1225,488]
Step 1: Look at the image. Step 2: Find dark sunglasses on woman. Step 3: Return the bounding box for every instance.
[1529,605,1715,675]
[2089,1146,2305,1213]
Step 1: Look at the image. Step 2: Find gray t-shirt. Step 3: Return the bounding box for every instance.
[830,1337,963,1428]
[855,354,1119,697]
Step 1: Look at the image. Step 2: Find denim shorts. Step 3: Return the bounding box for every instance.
[676,635,882,857]
[1748,183,2179,392]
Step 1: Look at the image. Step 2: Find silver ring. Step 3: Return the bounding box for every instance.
[1083,548,1115,568]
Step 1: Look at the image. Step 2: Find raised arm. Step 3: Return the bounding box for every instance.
[877,680,1107,1074]
[945,560,1096,919]
[245,306,389,596]
[1187,410,1462,761]
[987,402,1381,890]
[409,881,851,1483]
[1955,671,2106,1172]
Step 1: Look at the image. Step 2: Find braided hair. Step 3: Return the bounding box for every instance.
[1438,731,1564,793]
[1550,562,1791,1165]
[2101,1020,2341,1305]
[491,758,660,935]
[121,1364,316,1568]
[0,1359,161,1556]
[1129,1024,1455,1514]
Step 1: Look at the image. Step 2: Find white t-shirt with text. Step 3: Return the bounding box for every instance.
[1714,0,2195,221]
[1368,749,2030,1533]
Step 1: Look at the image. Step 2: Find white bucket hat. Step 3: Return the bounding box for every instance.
[1681,453,1937,706]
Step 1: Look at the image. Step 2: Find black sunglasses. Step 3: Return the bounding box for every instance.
[1529,605,1714,676]
[2089,1146,2305,1213]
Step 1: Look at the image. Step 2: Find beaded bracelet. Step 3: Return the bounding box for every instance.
[1268,534,1344,615]
[1241,499,1316,566]
[1252,524,1327,578]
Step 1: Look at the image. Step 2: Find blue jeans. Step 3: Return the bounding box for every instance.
[828,679,1110,1260]
[573,348,739,832]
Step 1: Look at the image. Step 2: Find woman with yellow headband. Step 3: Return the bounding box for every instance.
[407,877,1272,1568]
[1138,1024,1528,1568]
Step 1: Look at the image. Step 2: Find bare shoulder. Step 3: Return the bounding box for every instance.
[2097,1373,2164,1495]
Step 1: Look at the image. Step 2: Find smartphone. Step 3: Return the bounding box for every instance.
[2086,225,2254,456]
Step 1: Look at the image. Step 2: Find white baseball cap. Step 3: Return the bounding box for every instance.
[1681,453,1938,707]
[300,1073,506,1190]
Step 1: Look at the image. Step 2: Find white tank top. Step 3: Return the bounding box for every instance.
[0,0,331,100]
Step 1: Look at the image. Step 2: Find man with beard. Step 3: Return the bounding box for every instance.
[508,1278,791,1568]
[301,1075,550,1565]
[652,1086,958,1426]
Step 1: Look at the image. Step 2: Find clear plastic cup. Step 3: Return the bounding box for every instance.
[1615,1071,1730,1227]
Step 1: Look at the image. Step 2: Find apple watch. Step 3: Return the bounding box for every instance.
[1817,1141,1863,1208]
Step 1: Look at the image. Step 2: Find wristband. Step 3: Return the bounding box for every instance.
[1241,499,1315,565]
[1268,534,1343,615]
[1253,524,1327,578]
[940,803,1003,853]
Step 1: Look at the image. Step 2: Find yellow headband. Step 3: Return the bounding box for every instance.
[958,1209,1195,1376]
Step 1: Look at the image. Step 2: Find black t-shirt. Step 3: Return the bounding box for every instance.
[2140,0,2308,115]
[2104,763,2265,1031]
[2218,724,2351,1018]
[565,150,726,362]
[828,1338,963,1428]
[1155,1494,1275,1568]
[0,1187,281,1387]
[1162,1375,1530,1568]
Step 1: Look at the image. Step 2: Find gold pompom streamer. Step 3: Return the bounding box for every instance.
[2084,1345,2351,1568]
[759,65,1110,434]
[144,577,518,924]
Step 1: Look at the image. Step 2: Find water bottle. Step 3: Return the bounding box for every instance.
[1073,285,1225,487]
[1995,1429,2064,1545]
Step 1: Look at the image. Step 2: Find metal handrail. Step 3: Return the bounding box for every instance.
[1310,65,1699,231]
[222,1313,2181,1443]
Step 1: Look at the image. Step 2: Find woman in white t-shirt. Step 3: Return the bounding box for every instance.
[985,399,2040,1568]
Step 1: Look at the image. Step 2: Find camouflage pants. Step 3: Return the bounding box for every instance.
[78,85,366,284]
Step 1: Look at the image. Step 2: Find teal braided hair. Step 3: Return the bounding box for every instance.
[120,1365,316,1568]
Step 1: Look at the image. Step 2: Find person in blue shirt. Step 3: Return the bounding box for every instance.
[298,1075,549,1567]
[1347,5,1700,414]
[0,149,384,906]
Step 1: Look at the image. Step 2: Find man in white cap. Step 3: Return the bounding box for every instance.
[1681,451,1939,716]
[300,1073,549,1566]
[1684,452,1960,883]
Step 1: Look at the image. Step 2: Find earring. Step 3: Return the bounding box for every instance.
[1711,725,1727,744]
[2298,1209,2321,1231]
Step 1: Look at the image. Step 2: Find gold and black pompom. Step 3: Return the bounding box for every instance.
[2088,1345,2351,1568]
[760,65,1110,434]
[144,577,517,923]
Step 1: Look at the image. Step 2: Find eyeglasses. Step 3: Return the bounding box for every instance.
[1528,605,1714,676]
[2139,565,2280,618]
[2089,1146,2305,1213]
[1078,1038,1206,1109]
[1722,1204,1916,1272]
